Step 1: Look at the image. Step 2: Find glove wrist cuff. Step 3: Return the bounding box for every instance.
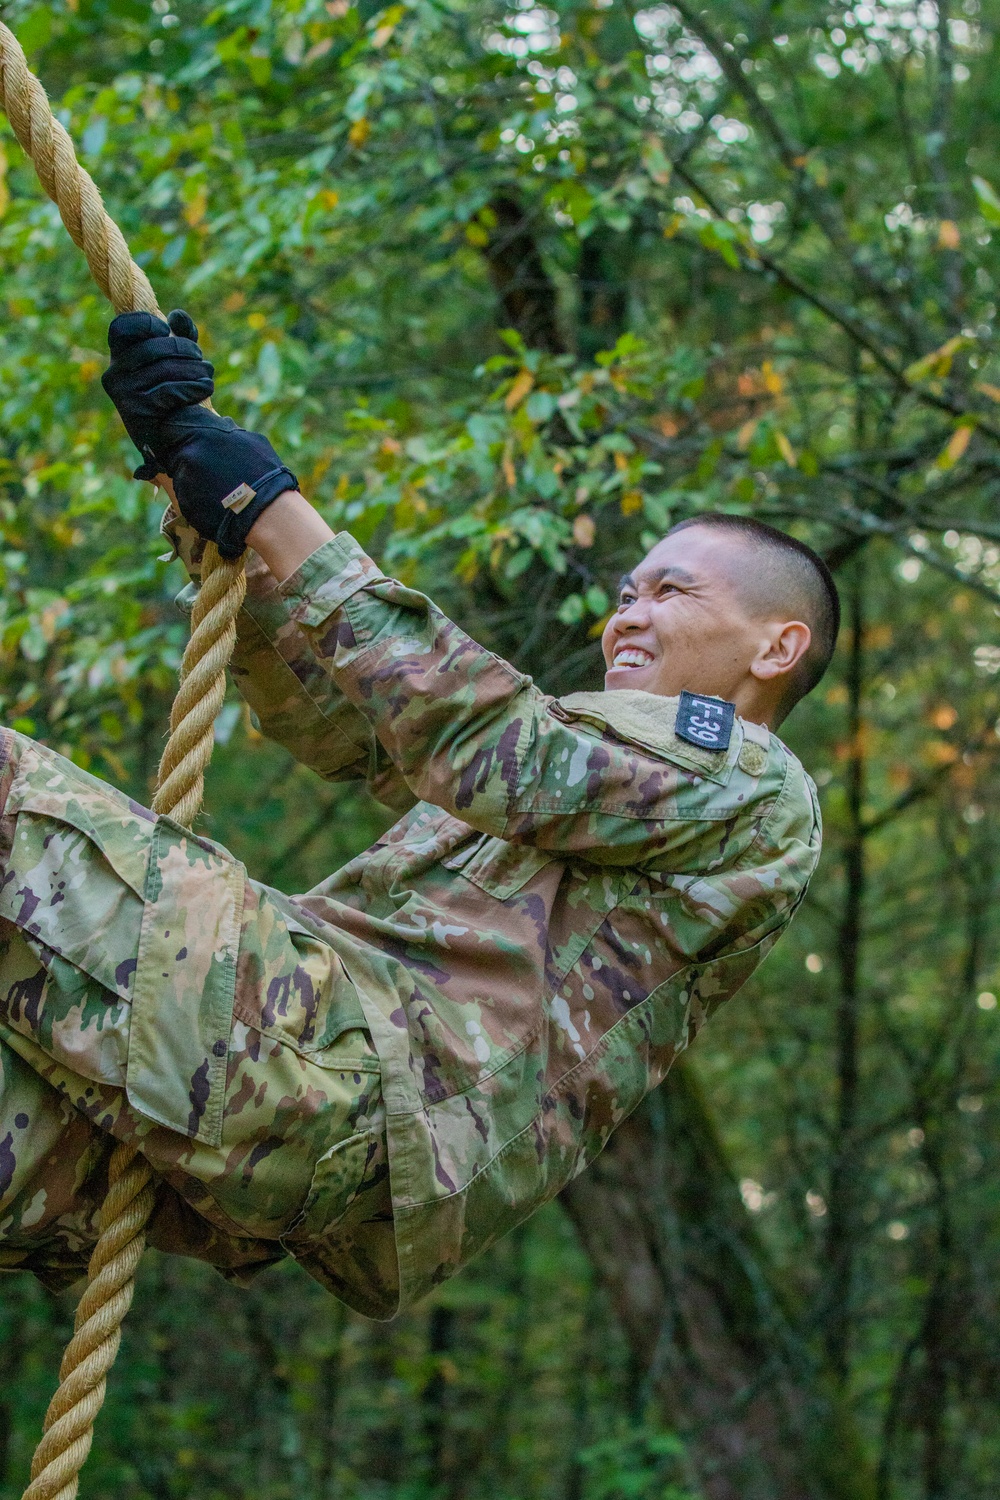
[215,465,300,560]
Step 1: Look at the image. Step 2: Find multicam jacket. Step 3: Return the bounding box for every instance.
[173,526,822,1315]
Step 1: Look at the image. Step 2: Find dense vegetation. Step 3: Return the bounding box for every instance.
[2,0,1000,1496]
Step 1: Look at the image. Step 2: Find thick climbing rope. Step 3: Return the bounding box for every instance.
[0,20,248,1499]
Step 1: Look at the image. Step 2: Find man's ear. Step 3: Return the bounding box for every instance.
[749,621,812,683]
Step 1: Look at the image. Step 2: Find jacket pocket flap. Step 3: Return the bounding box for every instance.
[444,835,552,900]
[0,749,152,1000]
[5,745,155,899]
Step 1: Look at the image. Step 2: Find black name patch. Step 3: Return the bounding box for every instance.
[675,691,735,752]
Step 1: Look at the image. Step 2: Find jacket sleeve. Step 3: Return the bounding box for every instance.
[277,534,815,874]
[164,511,415,814]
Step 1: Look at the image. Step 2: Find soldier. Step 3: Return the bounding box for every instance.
[0,312,834,1318]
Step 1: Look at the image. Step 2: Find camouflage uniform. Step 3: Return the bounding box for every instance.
[0,521,821,1317]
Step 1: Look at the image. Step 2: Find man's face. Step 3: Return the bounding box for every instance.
[601,526,769,701]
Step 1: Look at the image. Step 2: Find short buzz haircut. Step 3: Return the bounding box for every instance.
[667,513,840,717]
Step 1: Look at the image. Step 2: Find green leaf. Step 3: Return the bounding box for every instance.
[557,592,585,624]
[973,175,1000,226]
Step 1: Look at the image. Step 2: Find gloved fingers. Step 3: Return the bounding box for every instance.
[167,309,200,341]
[103,334,207,378]
[107,309,172,354]
[161,407,237,436]
[143,376,216,413]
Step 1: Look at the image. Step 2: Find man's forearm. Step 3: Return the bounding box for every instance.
[246,490,335,581]
[159,482,413,809]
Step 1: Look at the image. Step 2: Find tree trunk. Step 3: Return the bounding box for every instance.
[560,1063,875,1500]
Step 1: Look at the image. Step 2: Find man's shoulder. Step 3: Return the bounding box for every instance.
[551,688,792,782]
[550,687,817,841]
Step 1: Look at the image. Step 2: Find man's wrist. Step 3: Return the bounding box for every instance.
[153,471,335,582]
[246,490,336,583]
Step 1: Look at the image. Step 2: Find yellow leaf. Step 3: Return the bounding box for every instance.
[183,187,207,228]
[309,450,334,486]
[40,599,68,642]
[737,418,758,451]
[588,611,613,638]
[976,381,1000,402]
[348,117,371,147]
[761,360,784,396]
[621,490,643,516]
[319,189,339,209]
[304,36,334,63]
[372,23,396,47]
[77,360,99,383]
[224,291,246,312]
[51,519,82,548]
[936,422,973,469]
[775,431,797,467]
[573,514,596,548]
[938,219,960,250]
[904,334,971,383]
[465,221,489,247]
[247,311,267,330]
[925,739,959,767]
[505,369,534,410]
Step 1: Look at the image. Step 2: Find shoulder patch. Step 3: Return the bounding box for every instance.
[675,691,735,752]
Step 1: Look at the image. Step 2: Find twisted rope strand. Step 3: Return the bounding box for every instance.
[0,20,247,1499]
[22,1146,157,1500]
[152,545,247,827]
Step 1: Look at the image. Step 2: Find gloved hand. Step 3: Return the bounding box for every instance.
[102,309,299,560]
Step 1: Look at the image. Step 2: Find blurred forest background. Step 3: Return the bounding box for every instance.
[1,0,1000,1496]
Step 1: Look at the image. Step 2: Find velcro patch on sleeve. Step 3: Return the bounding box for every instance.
[675,691,735,752]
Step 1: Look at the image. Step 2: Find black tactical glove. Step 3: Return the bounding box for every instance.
[102,310,299,560]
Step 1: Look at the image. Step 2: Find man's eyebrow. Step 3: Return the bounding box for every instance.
[617,565,697,594]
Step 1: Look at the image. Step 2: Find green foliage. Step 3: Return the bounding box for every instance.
[578,1431,695,1500]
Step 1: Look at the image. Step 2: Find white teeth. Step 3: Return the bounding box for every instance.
[613,649,654,668]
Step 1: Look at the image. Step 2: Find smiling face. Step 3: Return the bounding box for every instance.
[600,525,812,725]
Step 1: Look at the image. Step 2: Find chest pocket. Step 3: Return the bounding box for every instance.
[442,833,552,900]
[0,748,153,1001]
[443,833,636,996]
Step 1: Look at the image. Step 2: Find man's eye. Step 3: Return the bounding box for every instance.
[618,595,635,610]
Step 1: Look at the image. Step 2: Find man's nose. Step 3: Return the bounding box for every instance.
[612,598,650,632]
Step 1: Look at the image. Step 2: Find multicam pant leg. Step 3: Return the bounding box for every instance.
[0,729,392,1306]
